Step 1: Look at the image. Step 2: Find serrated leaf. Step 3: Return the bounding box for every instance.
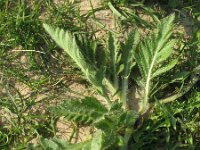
[43,24,106,95]
[107,32,119,89]
[159,14,175,38]
[49,97,107,125]
[40,138,59,149]
[157,39,175,63]
[121,28,140,78]
[94,116,114,132]
[152,59,177,79]
[108,32,118,62]
[134,14,176,113]
[120,28,140,104]
[119,110,138,127]
[34,138,91,150]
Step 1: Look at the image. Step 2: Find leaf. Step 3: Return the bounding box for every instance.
[158,14,175,40]
[94,116,113,132]
[156,100,177,130]
[76,34,97,64]
[156,39,175,63]
[40,138,59,149]
[30,138,91,150]
[134,14,176,113]
[43,24,106,95]
[49,97,108,125]
[117,64,124,74]
[152,59,177,79]
[91,130,103,150]
[120,28,140,104]
[107,32,119,89]
[121,28,140,78]
[119,110,138,127]
[108,2,126,20]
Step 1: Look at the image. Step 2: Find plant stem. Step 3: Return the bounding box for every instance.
[120,127,133,150]
[121,77,129,107]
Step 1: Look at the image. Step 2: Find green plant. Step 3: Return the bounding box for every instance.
[0,1,83,148]
[28,97,138,149]
[0,0,199,149]
[130,90,200,149]
[36,13,200,149]
[0,83,54,149]
[43,14,177,112]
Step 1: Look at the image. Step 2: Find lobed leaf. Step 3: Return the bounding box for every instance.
[134,14,176,113]
[156,39,176,63]
[29,138,91,150]
[120,28,140,104]
[43,24,106,95]
[152,59,177,79]
[121,28,140,78]
[49,97,108,125]
[107,32,120,89]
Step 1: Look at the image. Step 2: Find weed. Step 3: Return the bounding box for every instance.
[39,13,199,149]
[0,0,200,149]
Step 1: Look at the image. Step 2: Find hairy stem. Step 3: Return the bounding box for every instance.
[121,77,129,107]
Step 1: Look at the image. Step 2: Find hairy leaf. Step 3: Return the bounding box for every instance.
[152,59,177,79]
[120,28,140,105]
[27,138,91,150]
[107,32,120,90]
[49,97,108,125]
[134,14,176,113]
[43,24,106,95]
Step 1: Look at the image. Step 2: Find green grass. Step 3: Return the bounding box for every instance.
[0,1,83,149]
[0,0,200,149]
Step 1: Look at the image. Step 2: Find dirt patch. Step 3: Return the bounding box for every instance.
[56,118,93,143]
[79,0,115,38]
